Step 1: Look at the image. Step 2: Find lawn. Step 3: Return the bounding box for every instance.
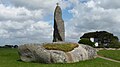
[98,50,120,61]
[0,48,120,67]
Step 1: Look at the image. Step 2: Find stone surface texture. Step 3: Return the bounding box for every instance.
[18,43,97,63]
[53,5,65,42]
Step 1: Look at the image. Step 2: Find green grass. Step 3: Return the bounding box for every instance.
[43,43,78,52]
[0,48,120,67]
[98,50,120,61]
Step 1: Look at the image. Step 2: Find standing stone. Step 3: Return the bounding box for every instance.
[53,3,65,42]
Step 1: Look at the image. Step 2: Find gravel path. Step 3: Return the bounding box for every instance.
[97,55,120,63]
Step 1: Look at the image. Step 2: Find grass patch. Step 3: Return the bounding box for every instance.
[43,43,79,52]
[0,48,120,67]
[98,50,120,61]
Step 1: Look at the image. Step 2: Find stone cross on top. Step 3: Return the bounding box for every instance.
[56,3,59,6]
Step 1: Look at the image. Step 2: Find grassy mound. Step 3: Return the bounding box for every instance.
[43,42,79,52]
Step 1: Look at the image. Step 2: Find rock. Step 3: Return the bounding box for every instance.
[81,44,97,59]
[18,43,97,63]
[18,44,51,63]
[49,50,68,63]
[53,4,65,42]
[67,44,88,63]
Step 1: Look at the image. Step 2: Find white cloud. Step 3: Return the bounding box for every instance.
[0,0,70,22]
[86,0,96,8]
[7,0,70,11]
[94,0,120,9]
[0,4,45,21]
[9,0,58,10]
[0,0,120,45]
[0,20,52,45]
[65,0,120,42]
[0,0,69,45]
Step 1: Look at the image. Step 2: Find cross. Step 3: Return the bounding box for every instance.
[56,3,59,6]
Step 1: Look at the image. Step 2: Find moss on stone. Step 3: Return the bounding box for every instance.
[43,43,78,52]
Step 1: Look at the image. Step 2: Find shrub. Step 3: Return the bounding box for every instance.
[108,40,120,48]
[78,38,95,47]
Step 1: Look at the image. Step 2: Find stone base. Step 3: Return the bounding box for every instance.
[18,43,97,63]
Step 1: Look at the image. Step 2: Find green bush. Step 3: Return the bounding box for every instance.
[78,38,95,47]
[97,44,105,48]
[108,40,120,48]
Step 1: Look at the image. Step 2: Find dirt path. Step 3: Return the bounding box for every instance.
[97,55,120,63]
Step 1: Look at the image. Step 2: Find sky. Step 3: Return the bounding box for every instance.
[0,0,120,45]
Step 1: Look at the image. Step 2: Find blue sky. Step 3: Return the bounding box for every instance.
[0,0,120,45]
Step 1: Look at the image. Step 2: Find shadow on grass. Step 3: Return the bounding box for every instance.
[16,59,73,65]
